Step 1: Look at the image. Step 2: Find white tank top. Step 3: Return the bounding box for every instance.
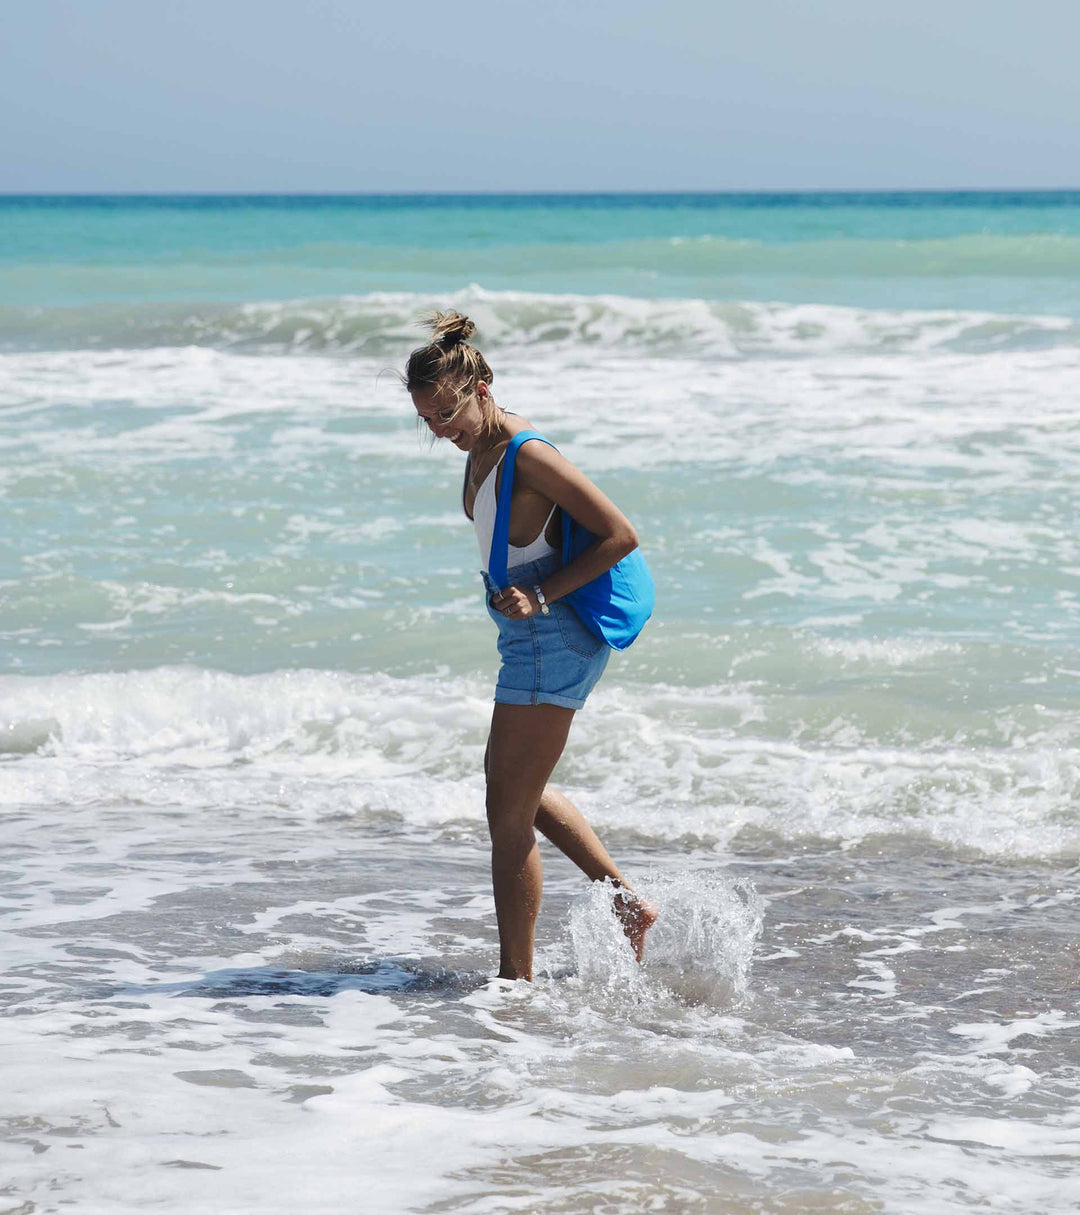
[469,451,558,574]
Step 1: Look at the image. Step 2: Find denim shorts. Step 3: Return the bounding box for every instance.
[481,552,610,710]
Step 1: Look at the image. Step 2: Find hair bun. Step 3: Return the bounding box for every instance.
[426,310,476,348]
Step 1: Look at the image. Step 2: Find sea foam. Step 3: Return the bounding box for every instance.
[3,288,1080,356]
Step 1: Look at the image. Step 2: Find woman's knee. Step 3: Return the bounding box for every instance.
[486,790,536,844]
[485,790,523,828]
[487,823,536,866]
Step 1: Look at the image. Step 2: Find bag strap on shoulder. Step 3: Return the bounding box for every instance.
[488,429,559,588]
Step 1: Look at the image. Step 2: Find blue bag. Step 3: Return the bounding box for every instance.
[488,430,655,651]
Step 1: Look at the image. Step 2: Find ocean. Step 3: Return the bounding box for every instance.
[1,192,1078,1213]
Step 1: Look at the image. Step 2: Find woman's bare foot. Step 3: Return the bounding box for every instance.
[613,891,658,962]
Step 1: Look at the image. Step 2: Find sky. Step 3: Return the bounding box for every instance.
[2,0,1078,193]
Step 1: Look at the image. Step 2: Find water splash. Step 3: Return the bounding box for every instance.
[566,870,764,1006]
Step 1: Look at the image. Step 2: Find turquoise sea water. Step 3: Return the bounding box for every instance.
[2,194,1079,1213]
[4,191,1080,314]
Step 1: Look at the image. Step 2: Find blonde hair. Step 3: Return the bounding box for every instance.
[404,311,502,438]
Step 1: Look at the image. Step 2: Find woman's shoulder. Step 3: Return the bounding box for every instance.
[514,431,578,489]
[504,413,536,437]
[505,415,562,450]
[502,417,571,474]
[505,416,557,457]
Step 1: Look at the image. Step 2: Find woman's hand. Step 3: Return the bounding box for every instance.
[490,585,540,619]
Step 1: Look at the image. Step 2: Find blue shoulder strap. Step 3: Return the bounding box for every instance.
[488,429,559,589]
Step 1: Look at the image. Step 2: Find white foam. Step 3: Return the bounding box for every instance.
[565,870,764,1004]
[925,1116,1080,1155]
[948,1011,1080,1055]
[2,666,1079,859]
[8,287,1080,358]
[809,635,962,668]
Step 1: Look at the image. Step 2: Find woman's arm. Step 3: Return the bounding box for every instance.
[513,441,639,605]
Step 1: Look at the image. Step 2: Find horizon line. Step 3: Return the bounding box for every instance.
[2,186,1080,198]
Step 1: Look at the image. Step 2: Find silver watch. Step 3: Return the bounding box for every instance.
[533,586,550,616]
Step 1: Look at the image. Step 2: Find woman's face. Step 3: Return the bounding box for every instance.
[412,383,490,451]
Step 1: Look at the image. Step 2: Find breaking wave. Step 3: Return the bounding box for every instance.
[2,287,1078,357]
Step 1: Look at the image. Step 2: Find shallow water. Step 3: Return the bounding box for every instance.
[3,800,1077,1213]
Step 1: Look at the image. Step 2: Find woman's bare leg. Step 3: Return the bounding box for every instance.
[485,702,576,981]
[534,787,657,962]
[485,728,657,970]
[534,786,626,883]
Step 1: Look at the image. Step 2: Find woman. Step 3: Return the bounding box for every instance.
[406,310,656,982]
